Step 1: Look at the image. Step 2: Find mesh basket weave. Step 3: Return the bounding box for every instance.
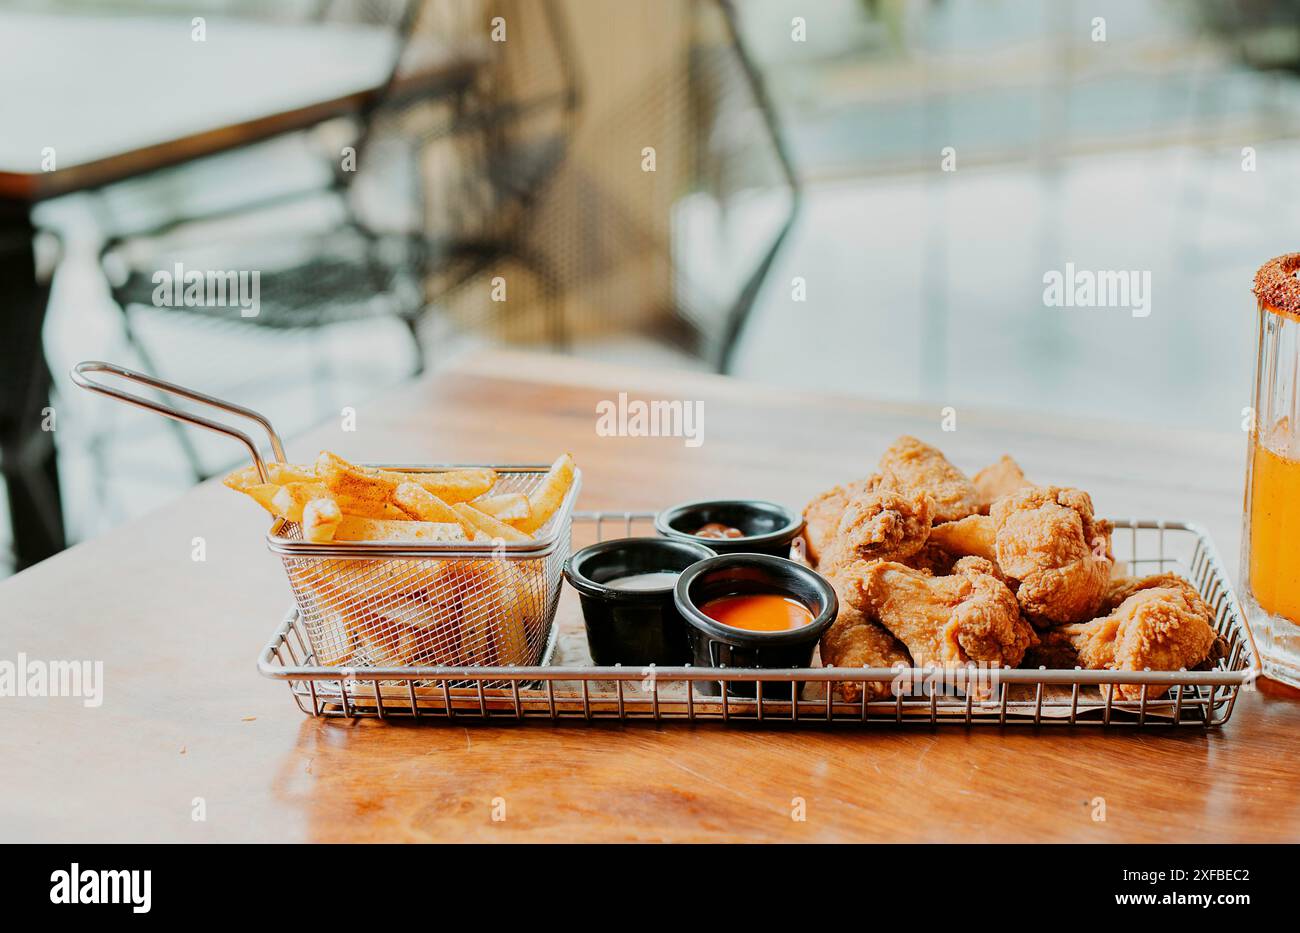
[267,467,576,686]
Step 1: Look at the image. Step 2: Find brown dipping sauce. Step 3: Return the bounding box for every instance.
[693,522,745,540]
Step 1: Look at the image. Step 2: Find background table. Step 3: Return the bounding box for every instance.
[0,9,476,568]
[1,350,1295,842]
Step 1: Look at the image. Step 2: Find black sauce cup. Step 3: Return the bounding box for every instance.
[654,499,804,558]
[564,537,717,667]
[674,553,837,699]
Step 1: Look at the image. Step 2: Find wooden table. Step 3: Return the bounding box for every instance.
[0,9,477,568]
[2,350,1296,843]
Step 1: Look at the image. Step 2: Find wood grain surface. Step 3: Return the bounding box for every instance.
[1,350,1295,843]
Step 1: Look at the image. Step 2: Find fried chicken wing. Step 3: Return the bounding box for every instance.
[1101,572,1203,614]
[990,486,1113,626]
[837,557,1035,669]
[819,485,933,573]
[820,569,912,701]
[927,489,1109,624]
[972,455,1032,513]
[877,436,980,523]
[1055,584,1218,699]
[802,476,877,567]
[802,444,1115,634]
[905,542,958,576]
[928,513,997,563]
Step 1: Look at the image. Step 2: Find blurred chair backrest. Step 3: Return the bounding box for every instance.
[440,0,797,370]
[359,0,580,243]
[316,0,422,185]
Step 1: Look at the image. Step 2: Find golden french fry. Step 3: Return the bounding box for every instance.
[272,483,331,523]
[392,482,468,528]
[380,467,496,504]
[224,461,316,491]
[316,451,398,505]
[223,464,260,491]
[452,503,532,543]
[273,482,403,523]
[236,482,281,514]
[335,495,409,520]
[473,492,531,523]
[266,463,317,485]
[515,454,575,534]
[333,516,468,543]
[302,497,342,543]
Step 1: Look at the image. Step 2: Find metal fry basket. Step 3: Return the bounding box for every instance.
[269,467,576,683]
[71,362,578,685]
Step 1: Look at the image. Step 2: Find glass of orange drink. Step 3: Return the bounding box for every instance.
[1245,253,1300,687]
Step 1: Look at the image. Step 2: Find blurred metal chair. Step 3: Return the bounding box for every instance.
[98,0,581,478]
[446,0,797,372]
[97,0,425,479]
[411,0,581,351]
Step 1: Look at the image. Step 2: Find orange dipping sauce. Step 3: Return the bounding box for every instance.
[1249,441,1300,623]
[700,594,814,632]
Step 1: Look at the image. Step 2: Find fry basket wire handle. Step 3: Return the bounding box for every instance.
[70,361,287,481]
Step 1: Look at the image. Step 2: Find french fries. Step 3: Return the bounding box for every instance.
[271,483,331,523]
[224,461,318,491]
[302,498,342,543]
[515,454,576,534]
[239,482,281,515]
[438,561,533,665]
[333,516,467,544]
[473,492,531,523]
[452,503,532,543]
[223,448,577,670]
[392,482,466,527]
[316,451,398,506]
[379,467,496,504]
[223,450,575,548]
[271,482,404,523]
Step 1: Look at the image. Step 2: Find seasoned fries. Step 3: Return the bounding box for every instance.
[380,467,496,504]
[271,483,331,523]
[316,451,398,506]
[224,461,318,490]
[272,482,404,523]
[392,482,466,528]
[452,503,532,543]
[473,492,531,523]
[223,450,574,546]
[515,454,576,534]
[239,482,281,515]
[333,516,467,543]
[302,498,342,543]
[226,449,576,672]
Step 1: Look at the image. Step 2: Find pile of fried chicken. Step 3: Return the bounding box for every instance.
[805,436,1223,700]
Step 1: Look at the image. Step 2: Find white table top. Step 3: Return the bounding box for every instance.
[0,10,396,188]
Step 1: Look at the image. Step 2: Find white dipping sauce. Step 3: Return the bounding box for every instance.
[604,571,681,592]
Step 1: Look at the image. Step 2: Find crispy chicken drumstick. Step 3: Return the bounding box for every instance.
[929,486,1114,626]
[818,485,934,573]
[878,436,981,523]
[1053,584,1219,699]
[835,556,1036,669]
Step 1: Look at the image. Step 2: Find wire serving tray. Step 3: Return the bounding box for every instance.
[259,512,1258,727]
